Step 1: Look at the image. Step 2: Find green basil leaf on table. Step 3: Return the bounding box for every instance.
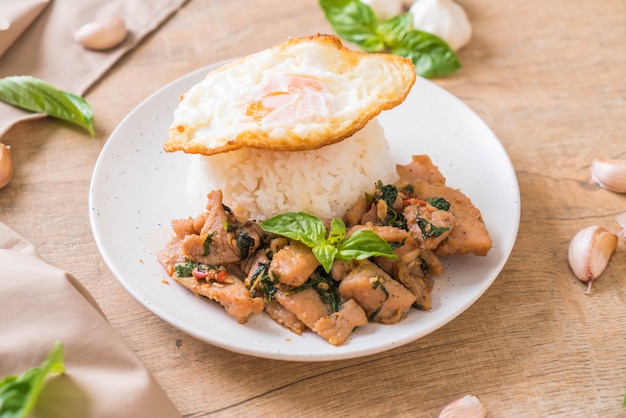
[390,29,460,78]
[0,76,95,137]
[0,341,65,418]
[319,0,460,78]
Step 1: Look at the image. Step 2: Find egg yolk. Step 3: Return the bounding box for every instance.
[246,75,331,123]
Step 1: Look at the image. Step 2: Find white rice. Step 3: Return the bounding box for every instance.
[186,118,396,220]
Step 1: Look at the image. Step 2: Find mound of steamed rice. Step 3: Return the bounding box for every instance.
[186,119,396,220]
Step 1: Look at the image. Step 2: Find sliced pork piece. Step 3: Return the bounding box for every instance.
[182,190,264,266]
[338,260,416,324]
[273,287,330,329]
[269,241,319,287]
[372,236,441,311]
[241,250,270,287]
[394,262,434,311]
[410,181,492,256]
[330,259,357,282]
[158,237,187,278]
[173,272,264,324]
[171,213,206,239]
[159,213,209,276]
[313,299,368,346]
[265,300,307,335]
[345,196,370,227]
[403,202,455,250]
[396,155,446,185]
[347,223,408,244]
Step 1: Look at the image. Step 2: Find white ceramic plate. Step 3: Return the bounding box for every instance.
[89,62,520,361]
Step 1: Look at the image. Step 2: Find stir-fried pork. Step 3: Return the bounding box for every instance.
[338,260,416,324]
[265,300,307,335]
[403,201,455,250]
[172,273,263,324]
[158,154,492,346]
[396,154,446,185]
[396,156,492,256]
[273,287,330,329]
[270,240,320,287]
[346,224,408,243]
[312,299,368,346]
[159,190,265,270]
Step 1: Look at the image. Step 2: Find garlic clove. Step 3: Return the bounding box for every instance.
[0,144,14,189]
[360,0,404,20]
[616,212,626,250]
[439,394,486,418]
[591,157,626,193]
[409,0,473,52]
[617,211,626,229]
[74,17,128,51]
[568,225,618,293]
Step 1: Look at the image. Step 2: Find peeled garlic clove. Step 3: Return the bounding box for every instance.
[439,395,486,418]
[617,212,626,229]
[0,144,14,189]
[568,225,618,293]
[409,0,472,51]
[591,157,626,193]
[74,17,127,51]
[360,0,404,20]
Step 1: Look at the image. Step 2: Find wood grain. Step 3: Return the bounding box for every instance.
[1,0,625,416]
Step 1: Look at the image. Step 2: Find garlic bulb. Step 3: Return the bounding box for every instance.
[74,17,128,51]
[568,226,618,293]
[409,0,472,51]
[0,144,13,189]
[439,395,486,418]
[360,0,404,20]
[591,157,626,193]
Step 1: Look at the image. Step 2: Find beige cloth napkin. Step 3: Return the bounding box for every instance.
[0,0,50,58]
[0,221,182,418]
[0,0,188,137]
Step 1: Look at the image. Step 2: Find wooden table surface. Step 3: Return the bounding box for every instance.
[2,0,625,416]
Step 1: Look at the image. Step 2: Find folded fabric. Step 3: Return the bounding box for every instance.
[0,221,182,418]
[0,0,50,59]
[0,0,188,138]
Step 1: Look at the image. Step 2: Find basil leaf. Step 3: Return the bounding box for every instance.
[319,0,461,78]
[426,197,451,211]
[312,244,338,273]
[336,230,396,260]
[0,76,95,137]
[376,13,412,46]
[0,341,65,418]
[260,212,326,248]
[319,0,385,52]
[390,30,460,78]
[327,218,346,246]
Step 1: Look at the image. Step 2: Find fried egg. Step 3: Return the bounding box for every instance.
[164,34,416,155]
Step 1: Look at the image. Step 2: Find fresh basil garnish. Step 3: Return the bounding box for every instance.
[0,341,65,418]
[260,212,396,273]
[0,76,95,136]
[319,0,460,78]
